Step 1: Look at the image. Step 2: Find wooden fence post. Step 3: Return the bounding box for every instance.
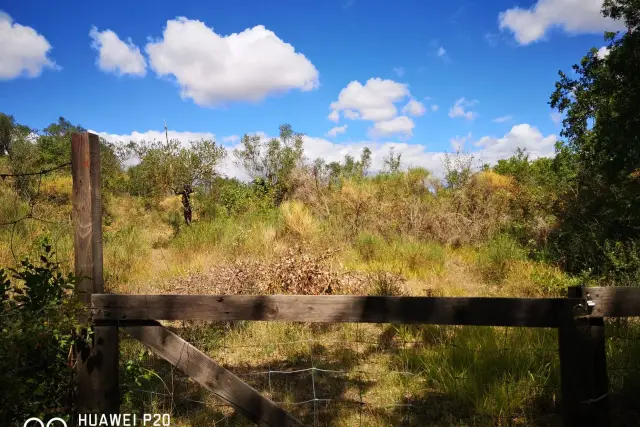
[72,132,119,415]
[558,286,609,426]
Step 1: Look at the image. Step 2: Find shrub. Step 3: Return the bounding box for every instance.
[0,242,83,425]
[367,270,405,296]
[279,200,317,241]
[354,232,384,262]
[476,234,525,283]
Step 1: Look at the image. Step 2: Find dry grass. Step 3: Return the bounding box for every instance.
[0,180,635,426]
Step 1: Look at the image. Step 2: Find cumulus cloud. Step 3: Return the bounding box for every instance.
[596,46,610,59]
[145,17,319,106]
[448,97,478,120]
[493,115,513,123]
[329,78,410,122]
[498,0,624,45]
[326,124,348,137]
[0,11,58,79]
[402,99,426,117]
[222,135,240,143]
[369,116,414,138]
[473,124,557,165]
[89,26,147,76]
[93,122,557,180]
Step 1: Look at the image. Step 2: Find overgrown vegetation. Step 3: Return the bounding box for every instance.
[1,1,639,425]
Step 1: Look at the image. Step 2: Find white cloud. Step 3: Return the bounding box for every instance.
[393,66,405,77]
[550,111,563,125]
[450,133,472,151]
[473,124,557,164]
[437,46,447,57]
[596,46,610,59]
[369,116,414,138]
[93,123,557,180]
[0,11,57,79]
[306,124,556,178]
[328,110,340,122]
[89,26,147,76]
[344,109,360,120]
[448,97,478,120]
[145,17,319,106]
[329,78,410,122]
[326,124,348,137]
[498,0,624,45]
[223,135,240,143]
[493,115,513,123]
[92,129,216,145]
[402,99,426,117]
[431,104,439,112]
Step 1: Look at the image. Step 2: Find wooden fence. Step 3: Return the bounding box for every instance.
[71,132,640,427]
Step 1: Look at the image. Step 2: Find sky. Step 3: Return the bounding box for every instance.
[0,0,622,178]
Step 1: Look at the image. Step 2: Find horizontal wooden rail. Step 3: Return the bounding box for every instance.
[587,287,640,317]
[92,294,585,327]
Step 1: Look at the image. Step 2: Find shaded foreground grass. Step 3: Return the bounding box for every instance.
[121,322,565,426]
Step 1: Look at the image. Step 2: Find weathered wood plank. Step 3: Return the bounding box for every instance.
[124,321,304,427]
[71,133,92,310]
[587,286,640,317]
[92,294,576,327]
[558,287,609,427]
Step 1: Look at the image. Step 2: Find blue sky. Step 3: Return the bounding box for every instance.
[0,0,622,177]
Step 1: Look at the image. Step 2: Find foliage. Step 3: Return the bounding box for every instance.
[0,112,31,156]
[0,242,82,425]
[476,234,525,283]
[382,146,402,174]
[549,0,640,283]
[233,124,304,204]
[126,138,226,198]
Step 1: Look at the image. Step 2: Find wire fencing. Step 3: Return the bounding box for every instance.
[119,321,565,426]
[0,162,73,263]
[605,317,640,425]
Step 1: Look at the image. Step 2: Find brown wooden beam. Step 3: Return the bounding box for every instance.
[92,294,578,327]
[124,321,304,427]
[587,286,640,317]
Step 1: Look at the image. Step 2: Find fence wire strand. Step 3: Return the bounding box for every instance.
[118,322,568,426]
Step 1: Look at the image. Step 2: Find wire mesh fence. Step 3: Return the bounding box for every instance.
[0,162,73,264]
[119,321,565,426]
[605,317,640,425]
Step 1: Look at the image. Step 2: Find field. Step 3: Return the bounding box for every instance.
[2,165,639,426]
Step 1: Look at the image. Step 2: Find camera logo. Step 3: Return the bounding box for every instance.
[23,418,67,427]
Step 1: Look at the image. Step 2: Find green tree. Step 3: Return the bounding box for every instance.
[549,0,640,283]
[37,117,85,167]
[233,124,304,203]
[126,138,226,198]
[0,113,32,156]
[383,146,402,174]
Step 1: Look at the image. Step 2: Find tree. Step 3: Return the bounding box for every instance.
[233,124,304,204]
[37,117,85,167]
[126,138,226,199]
[0,113,31,156]
[549,0,640,282]
[383,146,402,174]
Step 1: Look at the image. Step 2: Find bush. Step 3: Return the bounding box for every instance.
[279,200,317,241]
[354,232,384,262]
[476,234,525,283]
[0,242,83,425]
